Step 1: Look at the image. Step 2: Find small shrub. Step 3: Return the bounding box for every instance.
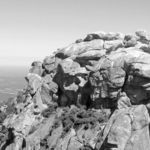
[59,106,110,137]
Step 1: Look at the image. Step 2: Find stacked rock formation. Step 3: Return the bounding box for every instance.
[1,30,150,150]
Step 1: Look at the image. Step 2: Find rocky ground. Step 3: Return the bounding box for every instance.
[1,30,150,150]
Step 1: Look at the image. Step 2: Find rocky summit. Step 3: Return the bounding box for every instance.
[1,30,150,150]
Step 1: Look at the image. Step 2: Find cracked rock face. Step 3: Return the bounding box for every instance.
[1,30,150,150]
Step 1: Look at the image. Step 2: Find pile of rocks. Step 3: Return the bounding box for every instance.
[1,30,150,150]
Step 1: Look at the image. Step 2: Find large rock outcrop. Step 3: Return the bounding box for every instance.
[1,30,150,150]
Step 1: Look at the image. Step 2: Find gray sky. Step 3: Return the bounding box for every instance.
[0,0,150,66]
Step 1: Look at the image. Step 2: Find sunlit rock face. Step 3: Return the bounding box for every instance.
[1,30,150,150]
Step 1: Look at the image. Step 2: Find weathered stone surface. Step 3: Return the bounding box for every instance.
[125,105,150,150]
[25,73,42,95]
[123,34,137,47]
[56,39,104,58]
[136,30,150,44]
[106,110,132,150]
[89,57,125,105]
[117,92,132,109]
[42,56,56,74]
[47,124,63,149]
[26,113,56,150]
[29,61,43,76]
[84,32,124,41]
[104,39,123,52]
[2,30,150,150]
[76,49,106,60]
[97,105,150,150]
[60,58,88,76]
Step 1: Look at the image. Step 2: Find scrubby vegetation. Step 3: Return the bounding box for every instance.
[55,106,110,137]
